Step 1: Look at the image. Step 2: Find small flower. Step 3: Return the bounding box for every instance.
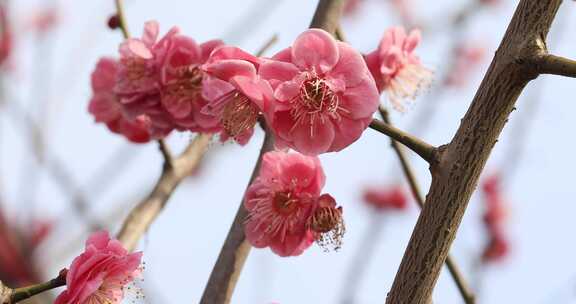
[362,185,408,211]
[114,20,178,137]
[244,151,325,257]
[55,231,143,304]
[482,234,509,263]
[260,29,379,155]
[308,194,345,251]
[365,26,432,111]
[202,46,273,145]
[88,58,152,143]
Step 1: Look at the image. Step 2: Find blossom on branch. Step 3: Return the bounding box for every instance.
[365,26,432,111]
[244,151,344,256]
[202,46,273,145]
[55,231,143,304]
[260,29,379,155]
[480,173,510,263]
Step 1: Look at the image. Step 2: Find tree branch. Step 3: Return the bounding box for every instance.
[369,117,437,164]
[386,1,562,303]
[0,272,66,304]
[531,53,576,77]
[116,134,212,251]
[379,108,476,304]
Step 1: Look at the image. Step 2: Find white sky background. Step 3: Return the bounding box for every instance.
[1,0,576,303]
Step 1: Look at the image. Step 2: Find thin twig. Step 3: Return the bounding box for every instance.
[255,34,278,57]
[0,272,66,304]
[114,0,130,39]
[369,118,437,164]
[531,53,576,77]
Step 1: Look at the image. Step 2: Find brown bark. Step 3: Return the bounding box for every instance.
[386,1,562,303]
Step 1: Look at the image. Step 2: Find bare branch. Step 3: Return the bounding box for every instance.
[117,134,211,251]
[369,117,437,164]
[386,1,562,303]
[531,53,576,77]
[0,272,66,304]
[379,107,476,304]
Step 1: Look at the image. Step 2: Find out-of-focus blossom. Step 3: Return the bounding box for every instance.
[365,26,432,111]
[203,46,272,145]
[244,151,343,256]
[26,7,59,34]
[0,4,12,67]
[343,0,364,18]
[260,29,379,155]
[480,173,510,263]
[390,0,415,26]
[88,58,152,143]
[362,184,408,211]
[55,231,143,304]
[479,0,501,6]
[444,43,486,88]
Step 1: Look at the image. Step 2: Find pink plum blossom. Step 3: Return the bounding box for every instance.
[365,26,432,111]
[55,231,142,304]
[307,193,345,251]
[202,46,273,145]
[88,58,152,143]
[159,33,223,132]
[0,4,12,67]
[259,29,379,155]
[480,173,511,263]
[244,151,343,256]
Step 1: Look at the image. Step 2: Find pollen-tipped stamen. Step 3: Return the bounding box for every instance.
[308,200,345,251]
[220,91,259,141]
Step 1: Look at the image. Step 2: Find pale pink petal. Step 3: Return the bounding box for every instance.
[291,29,339,73]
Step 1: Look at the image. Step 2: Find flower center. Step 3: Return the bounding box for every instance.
[272,191,301,215]
[221,91,259,140]
[124,58,154,82]
[290,76,343,137]
[165,65,203,99]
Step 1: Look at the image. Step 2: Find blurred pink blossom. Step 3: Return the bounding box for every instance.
[445,43,486,88]
[363,185,408,211]
[480,173,511,263]
[55,231,142,304]
[260,29,379,155]
[365,26,432,111]
[0,4,12,66]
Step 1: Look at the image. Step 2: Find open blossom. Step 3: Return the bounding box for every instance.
[55,231,142,304]
[365,26,432,111]
[363,184,408,211]
[260,29,379,155]
[202,46,273,145]
[159,34,223,132]
[244,151,343,256]
[88,58,152,143]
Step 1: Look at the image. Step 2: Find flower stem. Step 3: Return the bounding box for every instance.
[2,273,66,304]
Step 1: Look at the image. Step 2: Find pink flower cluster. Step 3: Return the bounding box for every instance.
[244,151,344,256]
[90,22,380,155]
[480,173,510,263]
[363,184,408,211]
[55,231,142,304]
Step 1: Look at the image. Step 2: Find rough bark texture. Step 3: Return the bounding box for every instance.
[200,131,274,304]
[386,1,562,303]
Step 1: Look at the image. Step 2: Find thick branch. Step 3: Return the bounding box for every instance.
[386,1,561,303]
[379,108,476,304]
[369,118,437,164]
[116,134,211,251]
[531,53,576,77]
[309,0,345,34]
